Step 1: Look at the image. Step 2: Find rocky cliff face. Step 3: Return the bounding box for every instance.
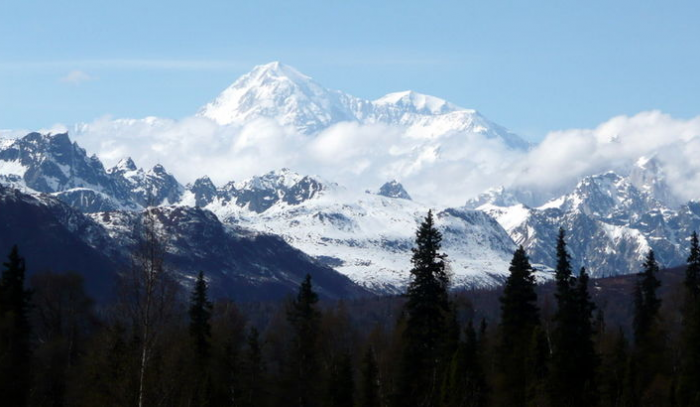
[477,160,697,277]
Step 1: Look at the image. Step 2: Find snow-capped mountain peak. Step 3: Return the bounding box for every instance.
[628,155,679,208]
[373,90,461,115]
[148,163,169,176]
[114,157,137,172]
[228,168,327,213]
[239,167,305,191]
[196,62,530,151]
[377,180,412,200]
[248,61,313,84]
[198,62,360,133]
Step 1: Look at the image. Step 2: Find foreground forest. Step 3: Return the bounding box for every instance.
[1,211,700,407]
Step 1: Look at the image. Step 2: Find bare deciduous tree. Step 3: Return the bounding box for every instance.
[117,207,180,407]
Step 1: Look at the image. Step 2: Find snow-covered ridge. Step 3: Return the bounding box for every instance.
[205,184,521,292]
[4,130,693,292]
[0,131,530,293]
[373,90,462,115]
[476,158,697,277]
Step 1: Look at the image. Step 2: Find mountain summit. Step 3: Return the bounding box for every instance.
[373,90,461,115]
[197,62,530,150]
[198,61,360,133]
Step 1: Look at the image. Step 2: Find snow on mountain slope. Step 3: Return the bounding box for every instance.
[0,159,27,176]
[0,184,121,297]
[0,132,138,211]
[108,158,185,207]
[477,203,531,233]
[0,133,190,212]
[198,62,363,134]
[628,155,680,208]
[198,62,530,150]
[373,90,460,115]
[0,180,368,299]
[0,132,540,293]
[476,160,695,277]
[194,173,522,293]
[88,205,369,299]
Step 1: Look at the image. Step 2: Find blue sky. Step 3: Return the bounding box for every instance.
[1,0,698,141]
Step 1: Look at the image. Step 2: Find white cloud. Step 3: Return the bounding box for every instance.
[513,111,700,202]
[39,110,700,208]
[60,70,94,85]
[65,115,520,206]
[0,59,254,73]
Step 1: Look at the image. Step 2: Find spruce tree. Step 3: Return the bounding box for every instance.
[325,352,354,407]
[396,210,450,407]
[599,328,629,407]
[572,267,598,406]
[440,320,487,407]
[549,229,577,405]
[187,271,213,406]
[549,228,598,407]
[241,327,265,407]
[286,274,321,407]
[633,250,661,345]
[679,232,700,405]
[359,347,381,407]
[631,249,667,404]
[189,271,213,362]
[496,246,540,407]
[686,231,700,300]
[0,245,32,407]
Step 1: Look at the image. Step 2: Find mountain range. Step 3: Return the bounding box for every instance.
[197,62,529,150]
[0,61,697,297]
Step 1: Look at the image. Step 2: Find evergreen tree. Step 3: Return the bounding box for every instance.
[395,210,450,407]
[631,249,668,404]
[633,250,662,345]
[599,328,629,407]
[572,267,598,406]
[359,347,381,407]
[189,271,213,362]
[30,271,95,407]
[76,322,139,407]
[443,303,461,363]
[495,246,540,407]
[241,327,265,407]
[549,229,578,405]
[554,228,575,293]
[286,274,321,407]
[679,231,700,406]
[325,352,354,407]
[686,231,700,300]
[188,271,213,406]
[548,229,599,406]
[440,320,487,407]
[0,245,32,407]
[528,325,550,406]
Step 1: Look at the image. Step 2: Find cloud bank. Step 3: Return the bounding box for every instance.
[29,110,700,207]
[513,111,700,202]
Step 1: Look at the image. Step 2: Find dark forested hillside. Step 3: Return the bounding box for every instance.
[0,184,369,301]
[0,209,697,406]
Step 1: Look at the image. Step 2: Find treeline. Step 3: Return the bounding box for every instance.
[1,211,700,406]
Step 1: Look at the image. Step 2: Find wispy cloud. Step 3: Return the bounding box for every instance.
[0,55,453,73]
[0,59,253,72]
[60,70,94,85]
